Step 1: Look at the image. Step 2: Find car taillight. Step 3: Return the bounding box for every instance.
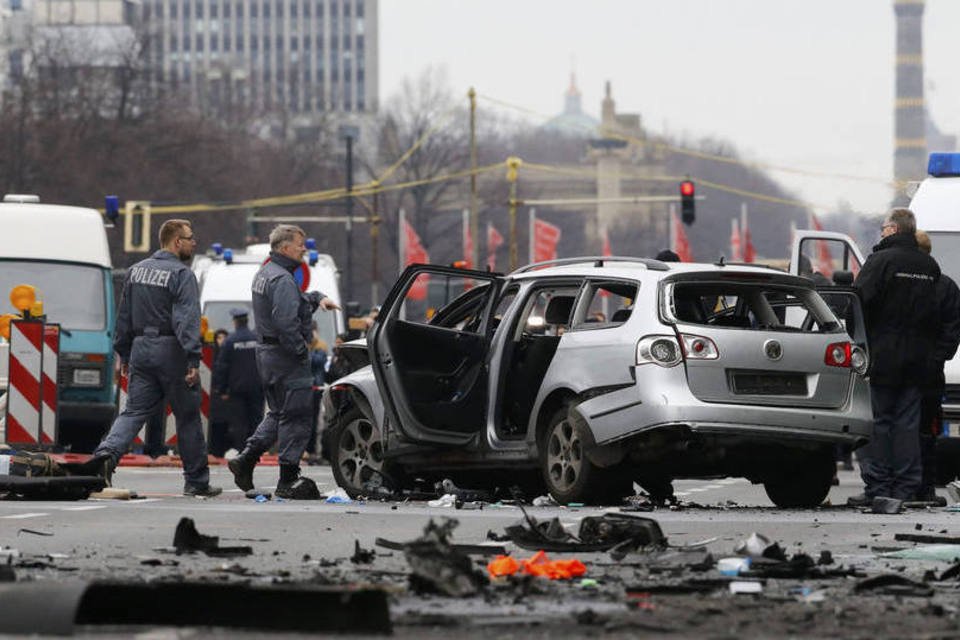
[636,335,682,367]
[679,334,719,360]
[824,341,852,368]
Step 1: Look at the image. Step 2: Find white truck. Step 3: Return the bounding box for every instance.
[792,152,960,481]
[193,241,344,348]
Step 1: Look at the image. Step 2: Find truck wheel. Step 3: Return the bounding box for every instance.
[540,405,629,505]
[329,407,393,499]
[763,450,835,508]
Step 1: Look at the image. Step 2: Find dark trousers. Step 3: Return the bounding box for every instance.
[228,391,265,451]
[918,392,942,500]
[244,346,313,467]
[860,384,923,501]
[143,407,166,458]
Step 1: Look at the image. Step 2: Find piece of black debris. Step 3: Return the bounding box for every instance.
[503,508,666,555]
[648,549,716,573]
[939,562,960,581]
[435,478,493,503]
[0,566,14,582]
[352,540,376,564]
[376,537,507,556]
[894,532,960,544]
[818,550,834,565]
[854,574,934,597]
[402,519,487,597]
[17,528,53,537]
[172,517,253,557]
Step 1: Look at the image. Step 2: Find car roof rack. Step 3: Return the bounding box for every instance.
[511,256,670,274]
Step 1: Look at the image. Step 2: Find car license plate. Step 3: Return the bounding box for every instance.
[73,369,101,386]
[731,372,807,396]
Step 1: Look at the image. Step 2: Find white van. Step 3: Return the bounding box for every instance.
[0,194,117,449]
[196,242,344,348]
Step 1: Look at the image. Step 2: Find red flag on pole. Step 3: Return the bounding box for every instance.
[403,218,430,300]
[533,218,561,262]
[730,219,742,261]
[671,212,693,262]
[487,222,504,271]
[809,213,834,278]
[741,209,756,263]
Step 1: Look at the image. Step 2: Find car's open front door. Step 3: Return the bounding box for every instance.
[370,264,504,445]
[789,230,865,281]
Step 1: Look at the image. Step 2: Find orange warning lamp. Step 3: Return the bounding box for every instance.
[0,314,17,340]
[200,315,215,343]
[10,285,36,313]
[29,300,43,318]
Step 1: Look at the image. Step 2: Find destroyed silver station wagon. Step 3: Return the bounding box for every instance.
[323,257,873,508]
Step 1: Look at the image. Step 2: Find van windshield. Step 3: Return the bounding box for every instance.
[0,261,106,331]
[203,301,340,351]
[927,232,960,285]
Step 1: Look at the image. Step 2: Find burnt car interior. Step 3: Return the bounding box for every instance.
[386,277,495,433]
[500,286,581,437]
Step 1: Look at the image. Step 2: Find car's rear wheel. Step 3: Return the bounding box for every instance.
[540,405,630,505]
[763,450,835,508]
[329,407,393,499]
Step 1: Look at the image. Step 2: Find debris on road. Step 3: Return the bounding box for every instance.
[376,537,507,556]
[351,539,376,564]
[427,493,457,508]
[894,532,960,544]
[486,551,587,580]
[172,517,253,557]
[401,519,487,597]
[871,496,905,514]
[728,580,763,595]
[244,488,272,500]
[854,574,934,597]
[503,509,666,556]
[881,544,960,562]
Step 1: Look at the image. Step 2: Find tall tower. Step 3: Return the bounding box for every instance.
[893,0,926,188]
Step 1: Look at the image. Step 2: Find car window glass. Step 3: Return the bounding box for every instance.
[490,286,518,333]
[399,272,491,333]
[799,238,861,281]
[573,281,639,328]
[671,283,841,333]
[519,288,580,337]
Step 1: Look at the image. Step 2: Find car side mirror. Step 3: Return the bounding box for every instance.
[832,270,854,286]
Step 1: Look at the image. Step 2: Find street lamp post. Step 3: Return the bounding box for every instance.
[339,124,360,304]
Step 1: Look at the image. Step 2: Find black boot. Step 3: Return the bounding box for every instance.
[275,465,320,499]
[227,450,258,491]
[75,453,115,487]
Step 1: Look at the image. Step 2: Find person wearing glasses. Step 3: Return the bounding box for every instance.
[80,220,221,497]
[848,208,940,506]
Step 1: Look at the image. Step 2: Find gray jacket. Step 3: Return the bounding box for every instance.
[114,250,202,368]
[252,251,325,361]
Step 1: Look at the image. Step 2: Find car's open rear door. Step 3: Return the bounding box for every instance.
[369,264,504,446]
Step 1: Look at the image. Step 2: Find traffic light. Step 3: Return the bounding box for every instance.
[680,180,695,225]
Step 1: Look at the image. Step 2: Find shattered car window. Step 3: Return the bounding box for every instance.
[667,282,842,333]
[399,273,492,333]
[573,280,638,328]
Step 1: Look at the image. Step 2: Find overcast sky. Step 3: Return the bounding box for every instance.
[379,0,960,215]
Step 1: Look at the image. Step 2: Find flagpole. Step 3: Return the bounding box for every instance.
[740,203,749,263]
[529,208,536,265]
[668,202,676,253]
[462,208,469,266]
[398,208,406,321]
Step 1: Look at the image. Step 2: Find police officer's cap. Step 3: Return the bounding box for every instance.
[229,307,249,319]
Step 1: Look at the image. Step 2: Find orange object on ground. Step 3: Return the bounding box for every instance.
[486,551,586,580]
[487,555,521,577]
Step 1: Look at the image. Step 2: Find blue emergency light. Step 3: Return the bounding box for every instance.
[306,237,317,250]
[928,153,960,177]
[104,195,120,223]
[223,248,234,264]
[211,242,223,256]
[308,249,319,266]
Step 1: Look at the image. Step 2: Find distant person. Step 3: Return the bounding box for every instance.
[915,231,960,504]
[655,249,680,263]
[849,209,940,505]
[207,328,231,457]
[213,310,263,453]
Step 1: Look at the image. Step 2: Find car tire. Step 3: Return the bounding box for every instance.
[763,450,835,508]
[329,406,395,499]
[540,405,629,505]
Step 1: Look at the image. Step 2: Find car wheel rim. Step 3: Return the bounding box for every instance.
[338,417,384,490]
[546,418,582,493]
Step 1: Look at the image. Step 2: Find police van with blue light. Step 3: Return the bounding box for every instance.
[793,152,960,482]
[192,239,344,348]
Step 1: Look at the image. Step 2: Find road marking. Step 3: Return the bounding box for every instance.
[1,513,48,519]
[59,505,107,511]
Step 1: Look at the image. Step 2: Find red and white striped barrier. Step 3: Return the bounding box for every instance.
[119,344,213,452]
[4,320,57,445]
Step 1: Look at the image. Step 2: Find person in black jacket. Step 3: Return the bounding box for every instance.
[213,309,264,452]
[850,208,941,504]
[915,231,960,503]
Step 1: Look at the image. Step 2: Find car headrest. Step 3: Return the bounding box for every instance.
[832,270,854,286]
[544,296,575,325]
[611,308,632,323]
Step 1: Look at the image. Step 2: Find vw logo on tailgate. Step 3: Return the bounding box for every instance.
[763,339,783,361]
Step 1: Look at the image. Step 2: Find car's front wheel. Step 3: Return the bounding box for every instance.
[540,405,629,505]
[763,450,835,508]
[329,407,392,499]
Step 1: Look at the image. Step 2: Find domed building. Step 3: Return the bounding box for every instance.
[541,73,599,136]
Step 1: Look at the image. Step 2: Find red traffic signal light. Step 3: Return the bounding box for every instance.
[680,180,696,225]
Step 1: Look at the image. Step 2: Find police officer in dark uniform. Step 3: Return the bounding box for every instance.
[228,225,339,498]
[850,208,941,504]
[213,308,264,451]
[916,231,960,504]
[82,220,221,497]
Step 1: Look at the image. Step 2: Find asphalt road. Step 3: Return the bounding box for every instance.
[3,465,960,638]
